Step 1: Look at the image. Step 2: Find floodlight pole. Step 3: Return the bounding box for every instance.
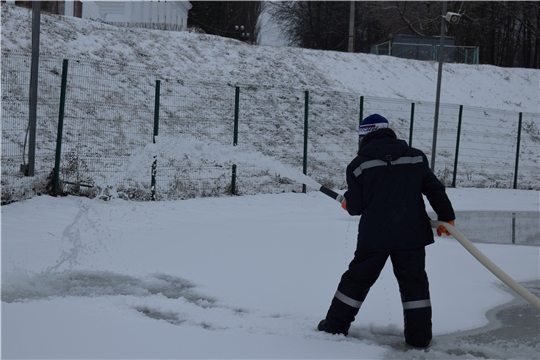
[431,1,447,172]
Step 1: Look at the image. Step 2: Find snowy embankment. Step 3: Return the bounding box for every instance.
[1,4,538,111]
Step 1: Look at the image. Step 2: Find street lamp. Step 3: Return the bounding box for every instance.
[235,25,250,42]
[431,5,463,174]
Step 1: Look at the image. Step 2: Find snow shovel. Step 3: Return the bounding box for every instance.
[318,185,540,310]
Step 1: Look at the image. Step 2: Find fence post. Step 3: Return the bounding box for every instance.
[302,90,309,193]
[151,79,160,201]
[452,105,463,187]
[231,164,237,195]
[513,113,523,189]
[233,86,240,146]
[512,213,516,244]
[358,96,364,150]
[409,102,415,146]
[52,59,69,197]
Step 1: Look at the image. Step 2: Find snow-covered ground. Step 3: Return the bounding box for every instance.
[2,188,539,359]
[1,4,540,359]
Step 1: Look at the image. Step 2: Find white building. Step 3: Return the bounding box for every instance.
[5,1,192,31]
[5,0,84,17]
[94,1,192,31]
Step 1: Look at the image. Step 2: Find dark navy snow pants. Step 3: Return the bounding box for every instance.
[323,247,432,347]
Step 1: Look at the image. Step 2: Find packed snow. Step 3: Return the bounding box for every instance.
[1,4,539,360]
[2,188,539,359]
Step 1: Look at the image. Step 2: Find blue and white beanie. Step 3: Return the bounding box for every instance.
[359,114,389,137]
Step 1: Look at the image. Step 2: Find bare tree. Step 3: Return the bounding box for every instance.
[268,1,538,68]
[451,2,540,68]
[267,1,352,51]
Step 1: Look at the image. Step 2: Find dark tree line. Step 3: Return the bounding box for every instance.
[268,1,540,69]
[187,1,265,43]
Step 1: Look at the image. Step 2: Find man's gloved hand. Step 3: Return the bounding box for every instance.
[341,201,347,211]
[437,220,455,236]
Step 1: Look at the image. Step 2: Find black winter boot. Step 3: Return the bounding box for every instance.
[317,319,348,336]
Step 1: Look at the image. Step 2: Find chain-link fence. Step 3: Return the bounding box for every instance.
[153,79,236,199]
[60,57,156,199]
[371,41,479,64]
[361,97,539,189]
[2,51,538,204]
[2,51,63,202]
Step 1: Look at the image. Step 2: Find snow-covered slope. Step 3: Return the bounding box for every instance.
[1,4,538,112]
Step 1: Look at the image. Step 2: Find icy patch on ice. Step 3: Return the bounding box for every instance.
[378,280,540,360]
[2,268,537,359]
[333,281,540,359]
[0,268,319,339]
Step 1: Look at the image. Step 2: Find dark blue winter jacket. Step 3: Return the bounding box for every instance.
[344,128,455,250]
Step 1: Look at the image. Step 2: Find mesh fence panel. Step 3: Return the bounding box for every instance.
[159,80,235,144]
[457,106,519,188]
[154,162,232,200]
[372,42,478,64]
[153,80,236,200]
[235,164,301,195]
[1,51,63,202]
[235,85,306,193]
[2,51,538,204]
[237,86,304,157]
[58,58,155,197]
[362,96,539,189]
[307,90,359,189]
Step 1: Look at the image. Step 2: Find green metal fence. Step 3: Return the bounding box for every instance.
[1,51,63,202]
[360,96,539,189]
[371,41,480,64]
[51,56,156,201]
[1,51,538,204]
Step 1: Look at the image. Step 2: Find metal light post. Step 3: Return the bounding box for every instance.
[431,1,447,172]
[432,3,465,173]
